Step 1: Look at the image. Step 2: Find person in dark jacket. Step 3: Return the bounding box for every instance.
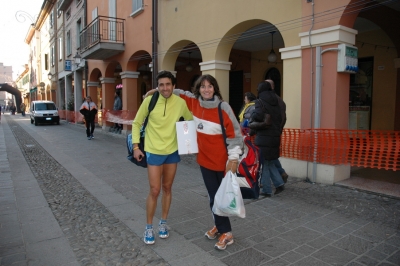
[80,96,98,140]
[266,79,289,183]
[250,81,284,196]
[111,90,123,134]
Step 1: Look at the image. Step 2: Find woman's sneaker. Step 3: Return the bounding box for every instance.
[214,232,234,250]
[205,226,219,240]
[158,223,169,239]
[143,228,155,244]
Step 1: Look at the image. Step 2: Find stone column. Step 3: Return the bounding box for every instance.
[57,79,64,111]
[120,71,140,134]
[99,77,116,130]
[65,75,73,122]
[199,60,231,101]
[74,70,83,118]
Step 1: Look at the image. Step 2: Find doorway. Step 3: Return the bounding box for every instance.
[229,70,244,117]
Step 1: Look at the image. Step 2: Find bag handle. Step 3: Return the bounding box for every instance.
[142,91,160,132]
[217,102,228,153]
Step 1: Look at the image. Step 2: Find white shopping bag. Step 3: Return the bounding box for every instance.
[176,121,198,155]
[212,171,246,218]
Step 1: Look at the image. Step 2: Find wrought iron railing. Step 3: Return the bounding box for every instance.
[80,16,125,52]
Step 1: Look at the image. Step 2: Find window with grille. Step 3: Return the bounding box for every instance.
[59,38,63,61]
[50,12,54,28]
[51,46,54,66]
[45,54,49,70]
[66,31,71,56]
[76,19,82,48]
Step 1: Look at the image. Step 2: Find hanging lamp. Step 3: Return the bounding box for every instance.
[267,31,277,63]
[186,52,193,72]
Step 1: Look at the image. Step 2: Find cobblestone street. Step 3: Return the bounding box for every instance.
[1,114,399,266]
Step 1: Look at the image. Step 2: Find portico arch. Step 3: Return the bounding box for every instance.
[0,83,22,113]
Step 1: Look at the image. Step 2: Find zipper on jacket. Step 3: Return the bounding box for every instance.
[164,98,167,116]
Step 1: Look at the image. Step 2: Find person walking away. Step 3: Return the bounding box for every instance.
[249,81,285,197]
[10,104,16,115]
[238,92,257,128]
[145,74,243,250]
[20,102,26,117]
[132,71,193,245]
[111,90,123,134]
[265,79,289,183]
[79,96,98,140]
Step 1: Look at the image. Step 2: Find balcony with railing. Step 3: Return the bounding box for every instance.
[80,16,125,60]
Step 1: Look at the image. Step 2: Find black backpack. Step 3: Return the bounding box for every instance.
[126,91,159,167]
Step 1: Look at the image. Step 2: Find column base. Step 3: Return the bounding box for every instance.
[280,157,351,185]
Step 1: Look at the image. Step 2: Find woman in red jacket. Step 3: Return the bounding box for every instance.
[173,75,243,250]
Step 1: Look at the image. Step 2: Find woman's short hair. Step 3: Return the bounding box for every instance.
[192,74,223,100]
[244,92,256,102]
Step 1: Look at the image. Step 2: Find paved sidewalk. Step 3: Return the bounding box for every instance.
[1,114,399,266]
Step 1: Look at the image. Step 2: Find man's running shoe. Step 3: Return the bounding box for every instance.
[143,228,155,244]
[158,223,169,239]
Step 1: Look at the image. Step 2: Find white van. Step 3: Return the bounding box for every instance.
[30,100,60,126]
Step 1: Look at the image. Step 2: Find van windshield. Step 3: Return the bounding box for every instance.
[36,103,56,111]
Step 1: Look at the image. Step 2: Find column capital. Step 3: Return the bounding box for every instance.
[120,71,140,79]
[279,46,301,60]
[300,25,358,48]
[87,82,100,87]
[199,60,231,71]
[99,77,116,84]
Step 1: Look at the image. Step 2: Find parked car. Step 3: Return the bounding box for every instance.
[30,101,60,126]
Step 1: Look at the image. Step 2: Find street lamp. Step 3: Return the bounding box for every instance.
[48,72,52,80]
[39,82,45,92]
[73,52,81,65]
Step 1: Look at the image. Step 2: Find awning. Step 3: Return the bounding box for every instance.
[30,87,37,93]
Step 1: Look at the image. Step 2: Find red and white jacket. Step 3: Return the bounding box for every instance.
[175,89,243,171]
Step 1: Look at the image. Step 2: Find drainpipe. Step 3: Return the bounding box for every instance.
[306,0,315,184]
[152,0,158,87]
[84,0,88,97]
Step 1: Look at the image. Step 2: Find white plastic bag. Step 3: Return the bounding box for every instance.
[212,171,246,218]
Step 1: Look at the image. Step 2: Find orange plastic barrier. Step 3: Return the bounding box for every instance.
[59,110,98,123]
[102,109,137,125]
[281,129,399,171]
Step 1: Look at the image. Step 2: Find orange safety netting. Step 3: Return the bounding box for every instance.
[59,110,399,171]
[102,110,137,125]
[281,129,400,171]
[59,110,99,123]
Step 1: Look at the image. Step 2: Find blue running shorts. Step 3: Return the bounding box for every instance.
[146,150,180,166]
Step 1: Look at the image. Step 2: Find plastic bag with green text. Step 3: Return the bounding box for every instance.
[212,171,246,218]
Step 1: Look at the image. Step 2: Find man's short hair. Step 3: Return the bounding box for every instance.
[156,70,176,86]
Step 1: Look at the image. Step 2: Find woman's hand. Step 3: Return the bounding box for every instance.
[143,88,158,99]
[226,160,239,173]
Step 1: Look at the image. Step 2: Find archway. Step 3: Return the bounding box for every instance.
[0,83,22,113]
[265,67,281,97]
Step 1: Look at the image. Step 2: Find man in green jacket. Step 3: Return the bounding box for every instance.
[132,70,193,245]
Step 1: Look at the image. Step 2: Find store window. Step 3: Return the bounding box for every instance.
[349,57,374,130]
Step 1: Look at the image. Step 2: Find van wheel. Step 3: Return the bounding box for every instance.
[34,118,38,126]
